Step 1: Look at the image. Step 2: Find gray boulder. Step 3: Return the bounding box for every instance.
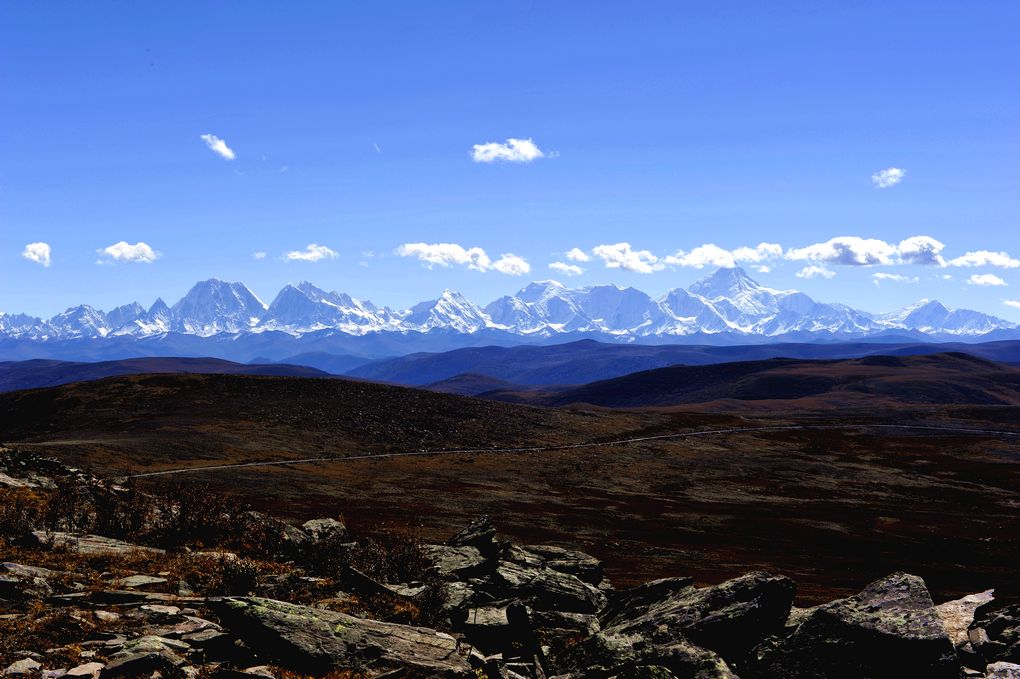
[601,577,696,627]
[748,572,959,678]
[448,516,499,557]
[987,662,1020,678]
[424,544,491,580]
[301,517,348,543]
[605,571,795,665]
[971,604,1020,664]
[937,590,995,650]
[209,596,481,676]
[521,544,604,585]
[495,560,607,614]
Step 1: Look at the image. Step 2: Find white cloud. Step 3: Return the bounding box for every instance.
[396,243,530,276]
[786,236,898,266]
[491,253,531,276]
[283,244,337,262]
[550,261,584,276]
[796,265,836,279]
[948,250,1020,269]
[565,247,590,262]
[21,242,51,267]
[471,138,547,163]
[252,251,267,260]
[872,272,918,284]
[1005,300,1020,309]
[97,241,160,264]
[871,167,906,188]
[664,242,782,269]
[591,242,661,274]
[397,242,491,271]
[967,273,1007,287]
[200,134,235,161]
[897,236,946,266]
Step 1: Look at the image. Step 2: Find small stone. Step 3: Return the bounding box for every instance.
[64,663,104,679]
[93,610,120,623]
[140,604,181,617]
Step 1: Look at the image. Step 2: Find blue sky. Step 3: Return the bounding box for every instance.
[2,1,1019,318]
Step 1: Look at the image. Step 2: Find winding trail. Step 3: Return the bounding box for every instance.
[124,423,1020,479]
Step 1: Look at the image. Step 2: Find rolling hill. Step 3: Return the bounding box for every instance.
[0,372,646,472]
[349,338,1020,389]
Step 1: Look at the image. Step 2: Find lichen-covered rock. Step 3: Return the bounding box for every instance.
[562,628,737,678]
[209,596,482,676]
[747,572,959,678]
[605,571,795,665]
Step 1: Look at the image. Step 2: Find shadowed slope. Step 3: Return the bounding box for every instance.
[487,352,1020,408]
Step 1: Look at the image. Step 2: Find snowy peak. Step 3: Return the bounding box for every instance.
[48,305,109,338]
[1,268,1016,343]
[516,280,567,304]
[880,299,1004,334]
[687,266,762,299]
[105,302,145,332]
[262,282,386,332]
[404,290,490,332]
[171,279,268,335]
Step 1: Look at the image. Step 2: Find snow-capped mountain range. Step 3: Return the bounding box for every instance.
[1,268,1016,360]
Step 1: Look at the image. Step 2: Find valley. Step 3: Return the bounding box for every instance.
[3,366,1019,606]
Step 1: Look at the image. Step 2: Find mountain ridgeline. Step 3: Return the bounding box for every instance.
[1,268,1017,364]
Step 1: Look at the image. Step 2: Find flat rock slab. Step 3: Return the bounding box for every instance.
[210,596,482,676]
[113,574,168,590]
[30,532,163,556]
[2,562,74,580]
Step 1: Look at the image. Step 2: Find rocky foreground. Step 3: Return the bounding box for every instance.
[1,449,1019,678]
